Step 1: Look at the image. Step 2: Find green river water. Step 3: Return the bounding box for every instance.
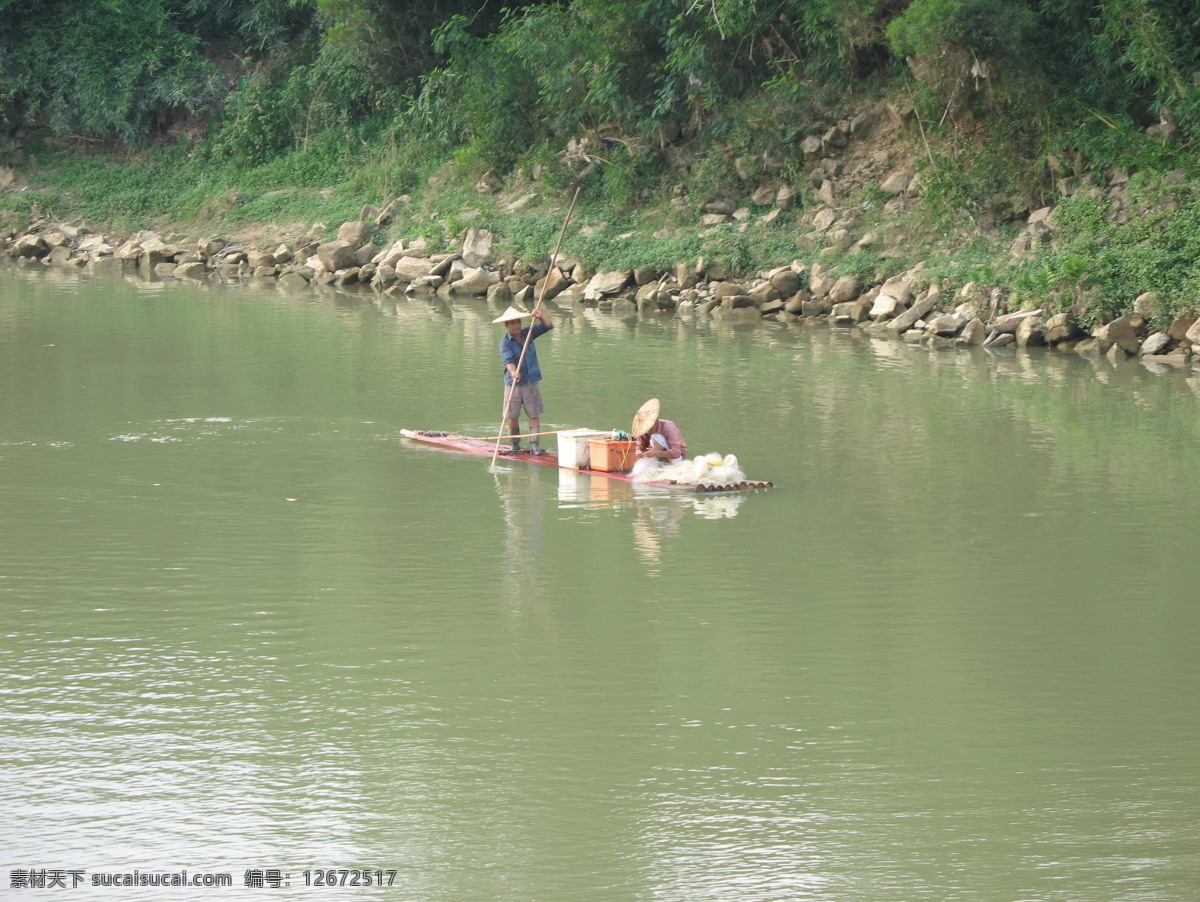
[2,263,1199,901]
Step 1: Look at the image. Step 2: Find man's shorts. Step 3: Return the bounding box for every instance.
[505,382,545,419]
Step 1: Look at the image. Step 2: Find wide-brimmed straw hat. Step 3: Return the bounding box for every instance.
[631,398,661,436]
[491,305,531,324]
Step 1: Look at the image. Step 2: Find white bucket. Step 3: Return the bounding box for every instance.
[556,429,611,469]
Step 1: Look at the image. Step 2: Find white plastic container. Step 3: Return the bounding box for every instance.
[556,429,611,468]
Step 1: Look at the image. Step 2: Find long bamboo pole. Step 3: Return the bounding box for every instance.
[474,428,588,442]
[489,187,582,468]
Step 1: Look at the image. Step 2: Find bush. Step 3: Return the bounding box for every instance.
[0,0,226,145]
[1007,174,1200,328]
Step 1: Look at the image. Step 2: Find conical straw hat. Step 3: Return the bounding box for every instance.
[631,398,660,436]
[491,305,531,324]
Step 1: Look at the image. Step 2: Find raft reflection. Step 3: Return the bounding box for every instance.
[554,469,746,568]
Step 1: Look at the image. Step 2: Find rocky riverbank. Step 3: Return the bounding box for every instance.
[7,94,1200,372]
[6,211,1200,374]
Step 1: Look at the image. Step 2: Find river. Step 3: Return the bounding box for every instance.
[2,263,1199,901]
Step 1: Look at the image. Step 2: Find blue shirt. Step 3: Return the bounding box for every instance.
[500,321,552,386]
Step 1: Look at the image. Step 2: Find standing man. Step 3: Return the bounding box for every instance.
[631,398,687,464]
[495,305,553,455]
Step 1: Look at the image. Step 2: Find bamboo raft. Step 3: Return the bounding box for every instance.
[400,429,773,494]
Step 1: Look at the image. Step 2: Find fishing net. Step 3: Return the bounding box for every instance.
[631,452,746,486]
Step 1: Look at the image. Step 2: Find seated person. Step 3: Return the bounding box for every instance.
[631,398,687,464]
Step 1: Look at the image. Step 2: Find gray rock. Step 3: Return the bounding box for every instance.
[12,235,48,258]
[888,294,938,332]
[830,301,867,324]
[1015,315,1046,346]
[46,246,74,266]
[829,275,860,303]
[712,281,749,300]
[712,305,761,321]
[1140,332,1172,355]
[808,264,834,298]
[721,294,757,310]
[278,271,312,290]
[1101,314,1146,354]
[337,221,369,246]
[199,238,226,258]
[801,297,832,317]
[317,240,357,273]
[536,266,571,301]
[486,282,513,304]
[869,295,902,320]
[748,283,781,306]
[371,264,397,288]
[880,170,911,195]
[90,256,129,275]
[406,275,443,294]
[174,262,208,280]
[768,269,803,296]
[1167,313,1197,341]
[989,308,1044,335]
[1185,317,1200,345]
[959,318,987,345]
[586,270,632,296]
[783,290,810,314]
[453,267,495,295]
[927,313,967,336]
[757,294,786,315]
[393,256,435,281]
[354,243,379,266]
[674,262,699,289]
[1132,291,1160,317]
[822,123,849,149]
[1043,312,1080,344]
[461,227,492,267]
[876,277,912,307]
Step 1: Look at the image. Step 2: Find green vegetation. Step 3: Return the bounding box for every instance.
[1007,175,1200,329]
[3,0,1200,324]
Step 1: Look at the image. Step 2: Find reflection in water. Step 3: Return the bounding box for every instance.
[689,492,746,519]
[552,469,746,569]
[493,467,545,604]
[631,489,686,570]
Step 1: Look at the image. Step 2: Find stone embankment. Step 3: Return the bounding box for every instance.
[7,98,1200,368]
[6,213,1200,370]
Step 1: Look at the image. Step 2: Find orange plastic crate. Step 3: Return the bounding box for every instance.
[587,439,637,472]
